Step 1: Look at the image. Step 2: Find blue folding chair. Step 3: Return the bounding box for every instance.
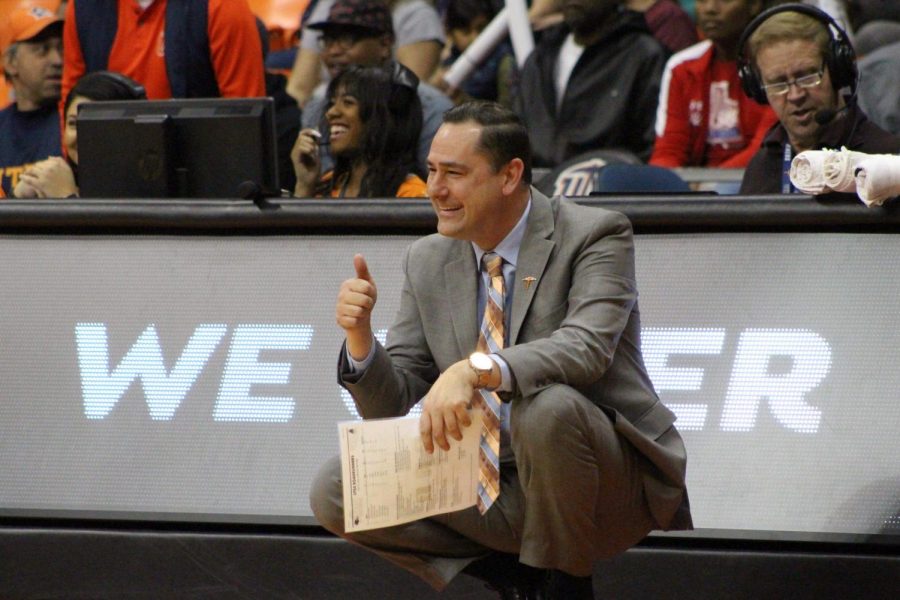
[592,164,691,193]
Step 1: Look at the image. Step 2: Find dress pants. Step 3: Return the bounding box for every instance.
[309,383,656,591]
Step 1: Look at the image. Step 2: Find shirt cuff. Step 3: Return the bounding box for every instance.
[345,336,377,373]
[488,353,513,393]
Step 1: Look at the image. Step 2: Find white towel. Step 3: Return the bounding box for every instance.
[855,154,900,207]
[790,150,834,194]
[822,147,868,193]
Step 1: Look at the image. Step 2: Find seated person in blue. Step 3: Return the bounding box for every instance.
[0,5,63,198]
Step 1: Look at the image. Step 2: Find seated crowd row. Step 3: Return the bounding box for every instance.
[1,0,898,201]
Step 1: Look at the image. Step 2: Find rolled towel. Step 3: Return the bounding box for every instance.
[822,147,869,193]
[790,150,834,194]
[855,154,900,207]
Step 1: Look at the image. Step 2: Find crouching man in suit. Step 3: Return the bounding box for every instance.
[311,101,693,600]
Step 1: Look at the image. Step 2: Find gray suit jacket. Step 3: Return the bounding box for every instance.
[340,189,692,531]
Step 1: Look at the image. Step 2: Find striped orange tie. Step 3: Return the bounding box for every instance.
[475,252,504,514]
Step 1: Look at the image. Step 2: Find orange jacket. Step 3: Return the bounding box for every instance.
[62,0,265,101]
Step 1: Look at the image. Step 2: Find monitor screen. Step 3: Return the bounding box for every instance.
[77,97,279,199]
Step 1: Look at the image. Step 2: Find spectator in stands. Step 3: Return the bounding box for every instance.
[521,0,576,29]
[13,70,146,199]
[0,4,63,198]
[0,1,63,111]
[513,0,668,167]
[854,20,900,135]
[797,0,852,27]
[285,1,329,108]
[287,0,445,107]
[527,0,697,52]
[301,0,453,174]
[430,0,515,105]
[846,0,900,30]
[291,63,426,198]
[62,0,266,102]
[255,16,302,193]
[625,0,699,55]
[650,0,777,168]
[738,4,900,194]
[528,0,567,30]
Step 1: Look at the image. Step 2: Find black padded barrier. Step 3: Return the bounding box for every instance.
[1,194,900,235]
[1,195,898,599]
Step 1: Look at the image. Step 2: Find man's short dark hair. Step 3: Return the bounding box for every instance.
[443,101,533,185]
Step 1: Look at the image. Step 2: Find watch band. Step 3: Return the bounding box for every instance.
[469,352,493,389]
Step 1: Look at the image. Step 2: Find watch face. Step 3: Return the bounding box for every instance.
[471,352,493,371]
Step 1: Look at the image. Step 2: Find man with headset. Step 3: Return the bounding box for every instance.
[737,3,900,196]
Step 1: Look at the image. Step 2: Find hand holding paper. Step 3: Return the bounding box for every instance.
[339,411,483,532]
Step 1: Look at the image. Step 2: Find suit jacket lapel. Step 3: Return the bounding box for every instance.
[510,189,556,345]
[445,245,479,357]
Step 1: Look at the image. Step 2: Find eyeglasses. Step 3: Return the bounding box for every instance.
[761,67,825,96]
[317,32,363,51]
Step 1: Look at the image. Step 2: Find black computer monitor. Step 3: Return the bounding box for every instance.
[77,97,279,199]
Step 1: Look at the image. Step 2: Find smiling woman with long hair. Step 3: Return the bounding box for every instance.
[292,62,427,198]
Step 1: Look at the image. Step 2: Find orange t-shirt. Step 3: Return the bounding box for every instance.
[62,0,265,101]
[321,172,427,198]
[395,174,427,198]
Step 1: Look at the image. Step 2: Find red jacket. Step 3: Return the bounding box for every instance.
[650,40,776,168]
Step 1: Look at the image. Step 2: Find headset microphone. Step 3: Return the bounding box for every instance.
[814,106,843,125]
[813,85,857,125]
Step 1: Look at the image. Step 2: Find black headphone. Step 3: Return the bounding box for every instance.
[387,60,419,114]
[737,3,857,105]
[95,70,148,100]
